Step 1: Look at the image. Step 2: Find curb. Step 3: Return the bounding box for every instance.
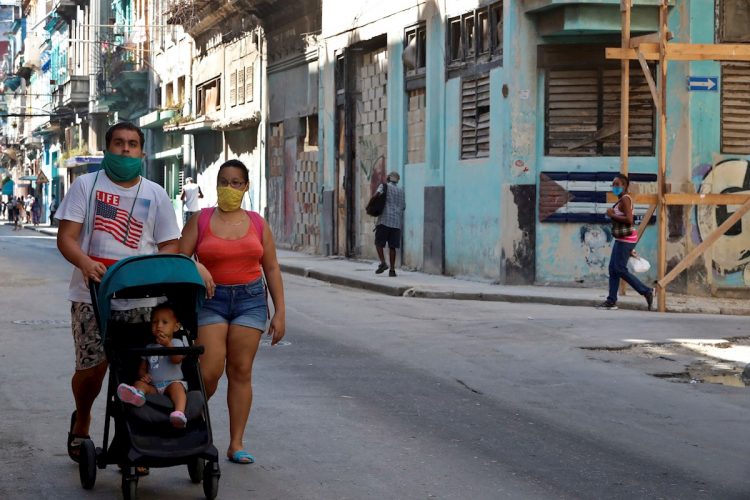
[280,262,654,311]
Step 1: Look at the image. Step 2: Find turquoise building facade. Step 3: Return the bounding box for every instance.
[316,0,750,296]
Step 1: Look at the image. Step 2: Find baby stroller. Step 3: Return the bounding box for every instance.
[78,254,220,499]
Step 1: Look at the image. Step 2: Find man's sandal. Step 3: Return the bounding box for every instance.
[67,411,90,464]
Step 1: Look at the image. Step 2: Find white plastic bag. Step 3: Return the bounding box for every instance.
[628,255,651,273]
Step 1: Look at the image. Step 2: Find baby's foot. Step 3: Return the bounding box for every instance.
[170,411,187,429]
[117,383,146,407]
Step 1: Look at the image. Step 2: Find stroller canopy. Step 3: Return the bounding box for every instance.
[95,254,206,340]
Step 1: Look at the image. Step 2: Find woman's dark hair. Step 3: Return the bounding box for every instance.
[614,173,629,188]
[217,159,249,184]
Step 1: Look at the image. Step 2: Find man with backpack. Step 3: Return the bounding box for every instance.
[373,171,405,277]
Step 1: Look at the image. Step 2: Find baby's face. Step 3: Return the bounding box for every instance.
[151,309,179,346]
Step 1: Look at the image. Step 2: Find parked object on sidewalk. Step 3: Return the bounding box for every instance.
[81,254,220,499]
[601,174,653,311]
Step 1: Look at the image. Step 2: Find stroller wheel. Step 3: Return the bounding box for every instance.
[78,439,97,490]
[121,470,139,500]
[188,457,205,484]
[202,461,220,500]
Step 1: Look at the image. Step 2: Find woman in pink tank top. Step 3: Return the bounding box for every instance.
[179,159,286,464]
[597,174,653,311]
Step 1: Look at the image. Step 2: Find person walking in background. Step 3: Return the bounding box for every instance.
[15,196,26,229]
[597,174,653,311]
[180,177,203,226]
[31,194,41,226]
[49,194,58,227]
[374,171,405,277]
[24,193,33,223]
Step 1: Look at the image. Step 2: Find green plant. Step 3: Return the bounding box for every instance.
[61,143,89,162]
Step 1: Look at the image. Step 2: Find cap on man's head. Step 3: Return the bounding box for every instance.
[388,171,400,182]
[185,177,193,183]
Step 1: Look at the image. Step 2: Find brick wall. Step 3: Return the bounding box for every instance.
[407,87,426,164]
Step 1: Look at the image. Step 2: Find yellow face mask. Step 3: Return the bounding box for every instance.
[217,186,244,211]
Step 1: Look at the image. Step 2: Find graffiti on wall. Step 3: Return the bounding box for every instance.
[357,136,386,191]
[580,224,612,269]
[696,159,750,282]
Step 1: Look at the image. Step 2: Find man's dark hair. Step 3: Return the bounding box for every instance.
[218,159,249,183]
[105,122,145,150]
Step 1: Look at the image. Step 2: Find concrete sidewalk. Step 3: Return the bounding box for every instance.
[276,249,750,316]
[12,220,749,316]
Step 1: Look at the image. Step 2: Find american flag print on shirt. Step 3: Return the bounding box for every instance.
[93,199,143,249]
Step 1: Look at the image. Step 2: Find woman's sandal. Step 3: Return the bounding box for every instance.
[67,411,90,464]
[228,450,255,464]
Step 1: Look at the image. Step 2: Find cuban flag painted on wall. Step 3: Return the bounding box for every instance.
[539,171,657,224]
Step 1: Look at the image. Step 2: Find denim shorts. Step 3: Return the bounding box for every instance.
[197,278,268,331]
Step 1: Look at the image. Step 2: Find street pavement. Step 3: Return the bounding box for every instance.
[2,222,750,499]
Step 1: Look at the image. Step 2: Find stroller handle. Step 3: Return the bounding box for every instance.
[125,346,205,356]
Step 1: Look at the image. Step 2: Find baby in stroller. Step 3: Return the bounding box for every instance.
[117,303,189,428]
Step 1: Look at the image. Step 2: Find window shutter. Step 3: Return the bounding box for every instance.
[245,66,254,102]
[545,69,599,156]
[545,64,655,157]
[601,67,655,156]
[237,67,245,104]
[461,75,490,159]
[722,63,750,154]
[229,70,237,107]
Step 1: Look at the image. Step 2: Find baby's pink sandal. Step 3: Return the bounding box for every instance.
[170,411,187,428]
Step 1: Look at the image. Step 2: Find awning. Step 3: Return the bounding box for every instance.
[150,147,183,161]
[19,175,37,181]
[65,155,103,168]
[138,109,177,129]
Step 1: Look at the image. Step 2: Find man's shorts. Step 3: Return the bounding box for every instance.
[198,278,268,331]
[71,302,152,370]
[375,224,401,249]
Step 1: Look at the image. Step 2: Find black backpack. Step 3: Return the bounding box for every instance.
[365,183,387,217]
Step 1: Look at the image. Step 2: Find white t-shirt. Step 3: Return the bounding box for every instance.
[55,171,181,307]
[182,183,201,212]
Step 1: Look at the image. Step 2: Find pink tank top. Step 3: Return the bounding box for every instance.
[614,195,638,243]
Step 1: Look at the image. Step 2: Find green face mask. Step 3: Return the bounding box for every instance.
[102,151,142,182]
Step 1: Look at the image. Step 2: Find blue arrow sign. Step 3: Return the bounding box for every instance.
[687,76,718,91]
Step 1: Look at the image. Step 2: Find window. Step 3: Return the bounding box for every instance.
[177,76,185,105]
[719,0,750,43]
[165,82,173,107]
[229,70,237,107]
[237,68,245,104]
[721,63,750,154]
[404,22,426,77]
[245,66,254,102]
[306,114,318,147]
[196,77,221,116]
[461,75,490,159]
[544,65,656,157]
[447,1,502,72]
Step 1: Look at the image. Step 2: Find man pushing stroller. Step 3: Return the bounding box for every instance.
[55,122,181,463]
